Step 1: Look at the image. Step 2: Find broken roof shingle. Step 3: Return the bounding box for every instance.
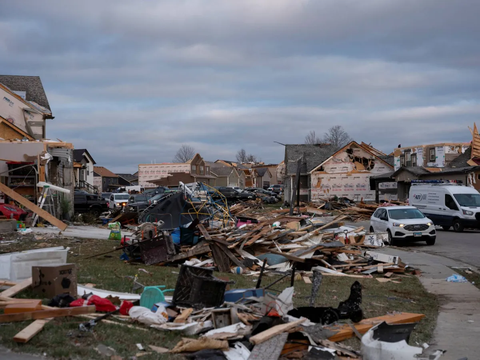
[447,147,471,168]
[0,75,51,111]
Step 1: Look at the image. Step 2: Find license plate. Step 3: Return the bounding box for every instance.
[413,232,422,237]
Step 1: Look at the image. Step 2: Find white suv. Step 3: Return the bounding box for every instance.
[108,193,130,210]
[370,206,436,245]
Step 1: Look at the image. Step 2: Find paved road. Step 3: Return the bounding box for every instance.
[398,227,480,269]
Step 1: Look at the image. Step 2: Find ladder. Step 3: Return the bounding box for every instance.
[32,185,56,227]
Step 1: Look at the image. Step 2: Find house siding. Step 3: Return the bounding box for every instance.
[311,144,392,202]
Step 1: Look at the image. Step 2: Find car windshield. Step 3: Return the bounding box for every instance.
[453,193,480,207]
[388,209,425,220]
[114,194,130,200]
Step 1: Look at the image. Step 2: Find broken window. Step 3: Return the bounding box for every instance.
[400,155,405,167]
[429,148,436,162]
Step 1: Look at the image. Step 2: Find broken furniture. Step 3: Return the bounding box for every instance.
[122,231,176,265]
[140,285,174,310]
[172,265,228,310]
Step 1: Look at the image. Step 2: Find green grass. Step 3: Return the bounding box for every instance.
[0,235,438,358]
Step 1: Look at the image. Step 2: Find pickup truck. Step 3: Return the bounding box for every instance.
[74,190,109,215]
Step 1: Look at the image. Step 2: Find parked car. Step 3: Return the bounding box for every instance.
[245,187,279,203]
[108,193,130,210]
[370,206,436,245]
[74,190,108,215]
[213,187,238,200]
[0,203,28,220]
[409,182,480,232]
[128,193,151,204]
[247,187,278,197]
[235,189,257,200]
[268,184,284,194]
[101,192,112,201]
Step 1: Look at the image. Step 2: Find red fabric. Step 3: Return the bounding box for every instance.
[69,298,86,307]
[119,301,134,316]
[69,295,116,312]
[88,295,116,312]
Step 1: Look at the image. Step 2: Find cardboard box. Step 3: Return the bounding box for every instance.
[32,264,77,298]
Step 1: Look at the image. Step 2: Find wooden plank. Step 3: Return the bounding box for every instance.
[13,319,50,343]
[0,182,68,231]
[250,318,306,345]
[326,312,425,342]
[174,308,193,323]
[216,243,245,269]
[0,305,96,323]
[0,280,17,287]
[1,277,32,298]
[211,242,231,272]
[167,243,211,262]
[270,250,305,263]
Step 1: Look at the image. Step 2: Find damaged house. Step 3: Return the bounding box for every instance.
[310,142,394,202]
[384,126,480,201]
[209,163,245,188]
[0,76,74,217]
[0,75,53,140]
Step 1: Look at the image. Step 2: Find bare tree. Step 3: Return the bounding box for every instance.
[236,149,247,163]
[236,148,258,163]
[323,125,352,151]
[304,130,321,144]
[173,144,196,163]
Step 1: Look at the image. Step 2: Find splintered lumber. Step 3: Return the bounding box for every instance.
[174,308,193,323]
[0,182,68,231]
[0,305,96,323]
[270,250,305,263]
[13,319,50,343]
[0,277,32,299]
[250,318,306,345]
[211,242,231,272]
[326,312,425,342]
[168,243,211,262]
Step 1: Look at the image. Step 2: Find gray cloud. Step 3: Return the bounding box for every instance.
[1,0,479,173]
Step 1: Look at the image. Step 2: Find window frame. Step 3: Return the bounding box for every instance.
[411,153,417,167]
[429,148,436,162]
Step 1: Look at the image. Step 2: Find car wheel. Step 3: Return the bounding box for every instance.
[453,219,464,232]
[369,226,374,233]
[441,225,451,231]
[387,230,396,245]
[426,237,436,246]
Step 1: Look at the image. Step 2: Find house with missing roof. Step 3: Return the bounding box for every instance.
[0,75,53,140]
[310,141,394,202]
[284,142,394,203]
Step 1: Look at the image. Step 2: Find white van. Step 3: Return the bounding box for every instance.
[409,182,480,232]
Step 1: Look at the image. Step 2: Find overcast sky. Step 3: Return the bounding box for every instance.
[1,1,480,173]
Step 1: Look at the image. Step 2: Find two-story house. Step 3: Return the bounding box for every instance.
[0,76,53,140]
[73,149,97,193]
